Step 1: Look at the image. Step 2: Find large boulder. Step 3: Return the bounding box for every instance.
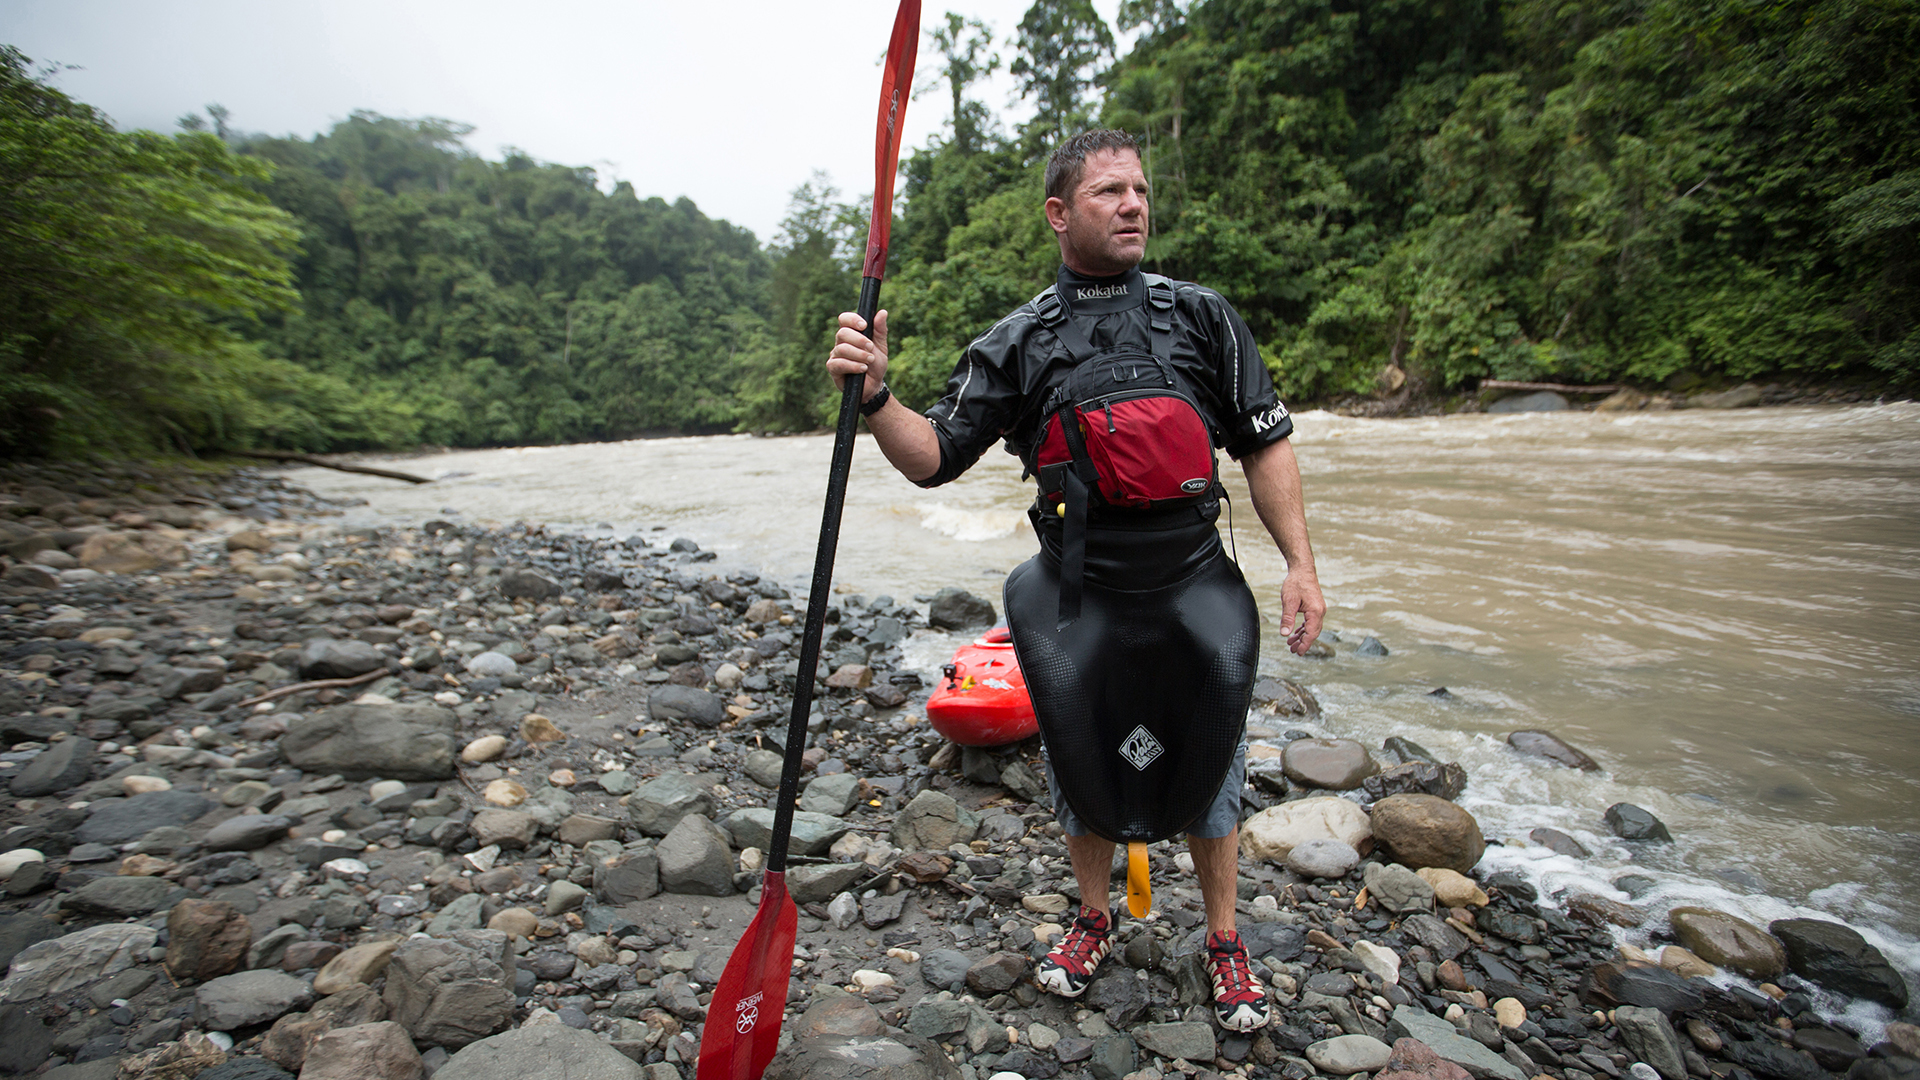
[77,531,183,574]
[1251,677,1320,718]
[1307,1034,1395,1076]
[497,569,561,600]
[0,922,157,1003]
[647,684,726,727]
[382,933,517,1049]
[592,847,660,905]
[9,737,95,797]
[1376,1037,1473,1080]
[202,814,294,851]
[1770,918,1909,1009]
[1506,730,1600,771]
[762,1031,963,1080]
[926,588,995,631]
[1369,794,1484,874]
[789,863,871,906]
[657,814,734,896]
[2,564,57,590]
[1614,1005,1688,1080]
[435,1023,643,1080]
[1666,907,1785,979]
[725,808,849,857]
[61,875,185,917]
[890,790,980,851]
[164,899,251,982]
[1363,862,1436,914]
[1286,838,1360,879]
[1241,796,1372,863]
[1604,802,1673,841]
[282,705,458,780]
[1385,1006,1524,1080]
[76,789,212,844]
[299,1021,424,1080]
[299,639,389,679]
[1362,760,1468,802]
[262,984,390,1071]
[196,969,315,1030]
[1282,738,1378,790]
[626,772,714,836]
[468,809,538,850]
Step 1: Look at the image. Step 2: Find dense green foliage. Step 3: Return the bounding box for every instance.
[238,113,771,446]
[0,47,307,456]
[4,0,1914,453]
[869,0,1919,411]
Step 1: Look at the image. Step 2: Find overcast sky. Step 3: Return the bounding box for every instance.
[3,0,1137,244]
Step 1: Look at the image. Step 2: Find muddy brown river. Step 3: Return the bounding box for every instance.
[281,402,1920,995]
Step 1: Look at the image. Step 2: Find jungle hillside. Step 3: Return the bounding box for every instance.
[2,0,1915,457]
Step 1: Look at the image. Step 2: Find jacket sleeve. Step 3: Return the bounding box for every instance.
[1187,286,1294,458]
[914,308,1037,488]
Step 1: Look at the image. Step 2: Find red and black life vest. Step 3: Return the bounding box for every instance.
[1026,273,1221,628]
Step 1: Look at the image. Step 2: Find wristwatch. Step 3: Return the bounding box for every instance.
[859,383,891,417]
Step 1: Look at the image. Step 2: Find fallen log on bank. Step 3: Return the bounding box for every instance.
[236,450,431,484]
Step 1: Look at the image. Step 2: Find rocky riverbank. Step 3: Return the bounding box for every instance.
[0,459,1913,1080]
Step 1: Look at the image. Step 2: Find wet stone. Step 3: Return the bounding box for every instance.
[1603,803,1672,842]
[1084,970,1150,1027]
[1506,730,1600,771]
[1529,827,1590,857]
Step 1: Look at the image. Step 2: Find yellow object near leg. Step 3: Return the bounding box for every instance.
[1126,842,1152,917]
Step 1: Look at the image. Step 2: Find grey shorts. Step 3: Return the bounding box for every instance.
[1042,740,1248,840]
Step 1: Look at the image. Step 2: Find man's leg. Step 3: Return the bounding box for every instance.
[1068,832,1116,914]
[1037,755,1119,999]
[1187,746,1269,1031]
[1188,827,1239,935]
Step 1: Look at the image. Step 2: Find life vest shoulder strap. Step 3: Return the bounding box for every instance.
[1032,285,1098,363]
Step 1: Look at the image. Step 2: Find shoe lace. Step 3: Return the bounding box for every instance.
[1208,932,1257,996]
[1056,908,1109,963]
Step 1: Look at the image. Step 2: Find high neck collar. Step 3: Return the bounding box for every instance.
[1056,265,1146,315]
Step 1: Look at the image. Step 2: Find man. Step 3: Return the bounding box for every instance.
[827,129,1325,1031]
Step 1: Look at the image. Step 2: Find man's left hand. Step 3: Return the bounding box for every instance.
[1280,569,1326,655]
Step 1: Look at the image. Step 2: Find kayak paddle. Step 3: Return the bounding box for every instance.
[695,4,919,1078]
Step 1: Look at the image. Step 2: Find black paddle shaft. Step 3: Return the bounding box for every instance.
[766,275,884,875]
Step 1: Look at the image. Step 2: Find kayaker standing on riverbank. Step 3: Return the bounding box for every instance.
[826,128,1325,1032]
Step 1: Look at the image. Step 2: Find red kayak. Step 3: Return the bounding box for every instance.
[926,627,1038,746]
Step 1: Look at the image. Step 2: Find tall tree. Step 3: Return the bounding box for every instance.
[927,12,1001,155]
[1011,0,1116,152]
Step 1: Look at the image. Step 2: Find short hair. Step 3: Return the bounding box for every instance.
[1045,129,1142,204]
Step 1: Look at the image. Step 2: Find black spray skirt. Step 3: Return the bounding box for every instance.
[1003,500,1259,843]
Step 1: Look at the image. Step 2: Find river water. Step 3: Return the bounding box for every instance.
[280,402,1920,1014]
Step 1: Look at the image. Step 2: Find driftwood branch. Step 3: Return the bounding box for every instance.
[1481,379,1621,395]
[237,450,432,484]
[234,668,387,708]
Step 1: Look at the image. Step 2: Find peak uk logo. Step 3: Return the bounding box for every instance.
[1120,725,1164,770]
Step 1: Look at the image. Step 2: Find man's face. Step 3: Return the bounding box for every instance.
[1046,148,1150,276]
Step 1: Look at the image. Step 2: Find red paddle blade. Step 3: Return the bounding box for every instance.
[862,0,921,280]
[696,871,799,1080]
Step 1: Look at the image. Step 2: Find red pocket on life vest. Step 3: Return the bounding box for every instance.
[1035,351,1218,511]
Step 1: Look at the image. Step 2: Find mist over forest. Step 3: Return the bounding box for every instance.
[2,0,1915,456]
